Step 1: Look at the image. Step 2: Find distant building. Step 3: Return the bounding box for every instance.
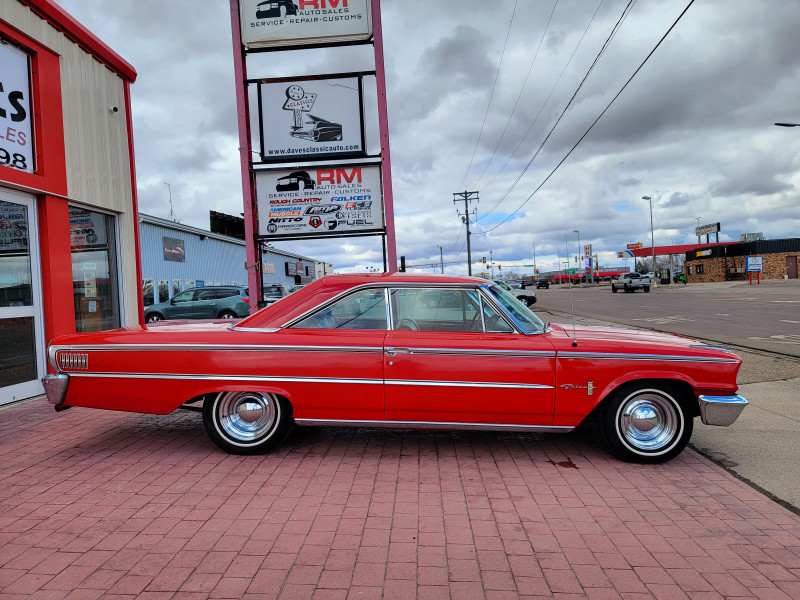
[684,238,800,282]
[139,214,332,306]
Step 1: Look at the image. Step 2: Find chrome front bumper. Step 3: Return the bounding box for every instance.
[42,374,69,409]
[698,395,748,426]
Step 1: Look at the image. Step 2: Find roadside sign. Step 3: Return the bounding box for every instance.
[626,242,643,249]
[746,256,763,272]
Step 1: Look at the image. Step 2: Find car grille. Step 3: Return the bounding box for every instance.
[58,352,89,370]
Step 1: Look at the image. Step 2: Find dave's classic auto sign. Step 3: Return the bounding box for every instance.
[259,77,364,162]
[256,165,383,238]
[240,0,371,49]
[0,43,34,173]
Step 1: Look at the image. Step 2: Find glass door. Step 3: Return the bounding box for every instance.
[0,189,44,404]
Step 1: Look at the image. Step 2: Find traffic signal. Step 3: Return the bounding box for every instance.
[535,269,539,274]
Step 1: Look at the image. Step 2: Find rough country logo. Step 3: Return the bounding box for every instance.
[283,86,342,143]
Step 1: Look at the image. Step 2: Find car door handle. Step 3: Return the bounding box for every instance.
[385,347,411,357]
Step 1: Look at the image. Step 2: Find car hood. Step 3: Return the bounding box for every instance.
[547,323,739,360]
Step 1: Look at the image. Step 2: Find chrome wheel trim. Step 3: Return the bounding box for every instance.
[616,390,682,454]
[215,391,277,445]
[146,314,161,323]
[220,312,235,319]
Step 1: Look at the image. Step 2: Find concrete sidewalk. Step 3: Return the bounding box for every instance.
[1,399,799,599]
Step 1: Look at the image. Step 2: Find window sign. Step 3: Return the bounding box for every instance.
[0,43,34,173]
[240,0,372,50]
[258,77,365,162]
[256,164,383,238]
[163,236,186,262]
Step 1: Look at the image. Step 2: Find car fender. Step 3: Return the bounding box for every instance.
[593,369,697,408]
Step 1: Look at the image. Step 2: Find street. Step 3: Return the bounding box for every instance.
[533,279,800,511]
[533,279,800,356]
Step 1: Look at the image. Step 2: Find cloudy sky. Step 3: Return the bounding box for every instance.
[57,0,800,276]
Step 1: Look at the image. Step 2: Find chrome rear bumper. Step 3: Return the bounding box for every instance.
[698,395,748,426]
[42,374,69,409]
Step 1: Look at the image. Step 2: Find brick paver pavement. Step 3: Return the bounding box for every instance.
[1,399,799,599]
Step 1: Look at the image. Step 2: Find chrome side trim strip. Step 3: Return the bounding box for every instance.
[68,372,383,385]
[557,352,739,363]
[398,347,555,358]
[228,327,280,332]
[49,344,383,354]
[66,372,551,390]
[294,418,573,433]
[385,380,552,390]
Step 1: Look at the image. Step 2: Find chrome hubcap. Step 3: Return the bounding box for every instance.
[217,392,276,442]
[619,393,678,451]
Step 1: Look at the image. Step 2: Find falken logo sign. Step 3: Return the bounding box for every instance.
[256,165,382,237]
[240,0,372,50]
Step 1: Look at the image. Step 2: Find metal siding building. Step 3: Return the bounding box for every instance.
[139,214,331,304]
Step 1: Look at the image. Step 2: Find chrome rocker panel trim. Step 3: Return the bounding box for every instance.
[293,418,573,433]
[697,394,748,426]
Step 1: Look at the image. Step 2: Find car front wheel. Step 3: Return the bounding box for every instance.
[599,383,693,464]
[611,285,617,293]
[218,310,237,319]
[203,391,293,455]
[146,313,163,323]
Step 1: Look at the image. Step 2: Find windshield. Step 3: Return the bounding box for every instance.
[487,285,546,333]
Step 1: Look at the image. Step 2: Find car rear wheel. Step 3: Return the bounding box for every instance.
[599,383,693,464]
[218,310,237,319]
[146,313,164,323]
[203,391,293,455]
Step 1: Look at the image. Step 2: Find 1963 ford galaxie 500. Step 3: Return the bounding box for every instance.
[43,274,747,463]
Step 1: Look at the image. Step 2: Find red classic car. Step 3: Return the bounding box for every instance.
[43,274,747,463]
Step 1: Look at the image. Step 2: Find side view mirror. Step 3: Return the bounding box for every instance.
[170,299,178,305]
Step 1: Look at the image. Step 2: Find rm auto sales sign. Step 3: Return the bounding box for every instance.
[256,165,383,238]
[240,0,372,49]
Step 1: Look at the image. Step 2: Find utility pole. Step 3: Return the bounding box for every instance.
[532,241,537,276]
[437,244,444,274]
[490,250,494,279]
[453,191,479,275]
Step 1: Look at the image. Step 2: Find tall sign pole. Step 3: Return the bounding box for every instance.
[229,0,259,314]
[453,190,478,276]
[372,0,397,272]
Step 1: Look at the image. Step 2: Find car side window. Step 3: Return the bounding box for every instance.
[172,290,194,303]
[293,288,388,330]
[389,288,511,333]
[196,289,217,300]
[213,289,238,299]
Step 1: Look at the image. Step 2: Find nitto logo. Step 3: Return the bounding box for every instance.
[269,217,304,223]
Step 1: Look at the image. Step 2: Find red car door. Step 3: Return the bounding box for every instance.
[383,287,556,426]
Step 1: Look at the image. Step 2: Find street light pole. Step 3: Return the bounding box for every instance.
[573,230,581,286]
[643,196,655,285]
[436,245,444,274]
[695,216,702,244]
[532,241,536,277]
[490,250,494,279]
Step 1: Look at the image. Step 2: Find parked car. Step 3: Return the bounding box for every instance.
[536,277,550,289]
[44,274,747,463]
[263,284,289,305]
[144,286,249,323]
[288,284,306,294]
[492,279,536,306]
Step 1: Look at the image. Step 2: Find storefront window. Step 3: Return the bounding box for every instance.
[158,280,168,303]
[172,280,182,296]
[143,279,154,307]
[69,207,120,332]
[0,200,32,308]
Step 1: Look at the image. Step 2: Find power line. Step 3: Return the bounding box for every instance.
[457,0,520,191]
[477,0,605,196]
[479,0,696,235]
[469,0,561,190]
[477,0,635,221]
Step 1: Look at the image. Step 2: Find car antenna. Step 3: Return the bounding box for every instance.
[565,234,578,347]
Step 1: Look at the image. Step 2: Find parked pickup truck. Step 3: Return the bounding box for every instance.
[611,272,651,293]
